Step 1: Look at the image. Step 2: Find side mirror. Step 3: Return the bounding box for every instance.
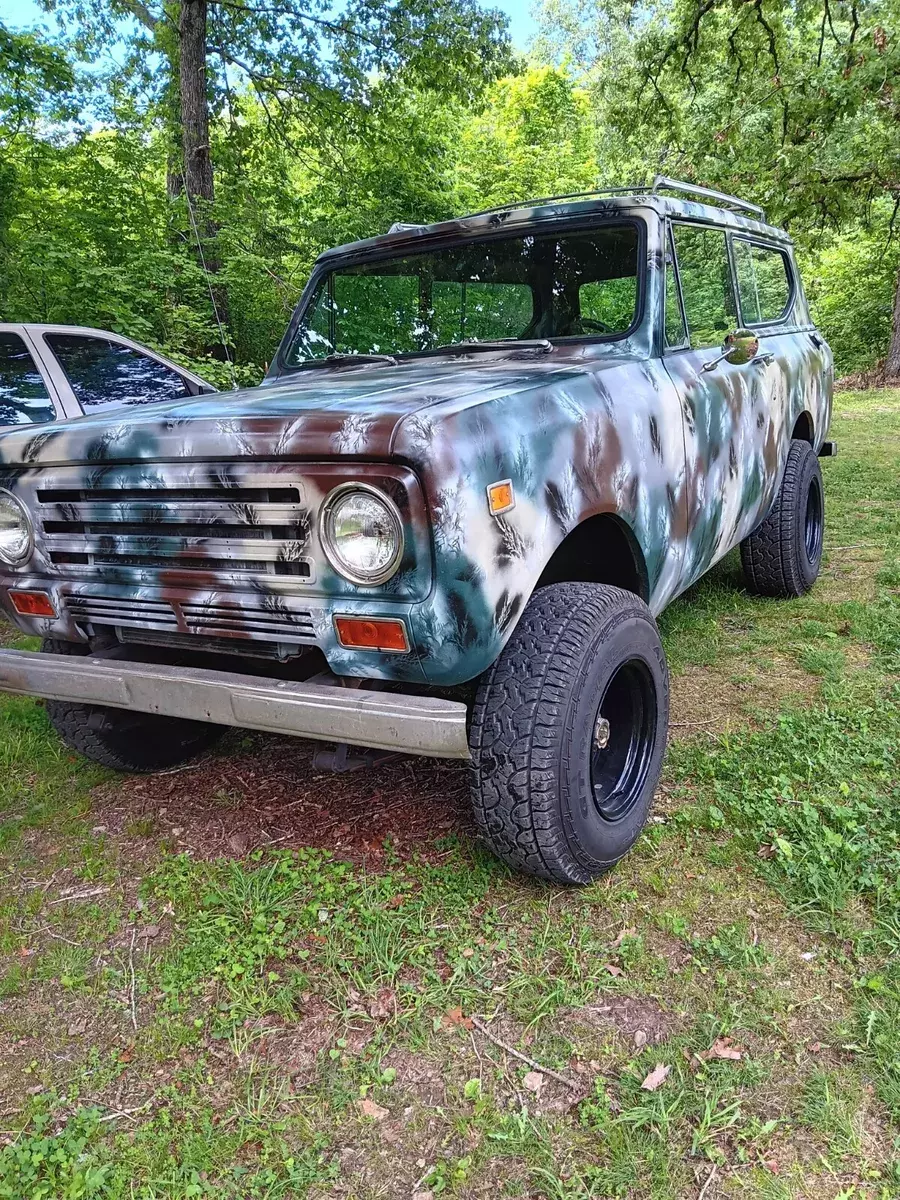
[702,328,760,372]
[723,328,759,365]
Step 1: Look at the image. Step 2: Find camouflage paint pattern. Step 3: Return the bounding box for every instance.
[0,194,833,686]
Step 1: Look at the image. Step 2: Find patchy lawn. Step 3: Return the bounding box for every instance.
[0,389,897,1200]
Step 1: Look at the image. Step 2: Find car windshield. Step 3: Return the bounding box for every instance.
[286,223,641,364]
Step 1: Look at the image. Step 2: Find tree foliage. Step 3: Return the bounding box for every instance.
[2,1,900,379]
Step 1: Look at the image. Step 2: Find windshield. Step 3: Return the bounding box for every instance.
[286,223,641,364]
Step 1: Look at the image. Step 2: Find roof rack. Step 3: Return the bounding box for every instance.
[386,177,765,235]
[650,175,765,219]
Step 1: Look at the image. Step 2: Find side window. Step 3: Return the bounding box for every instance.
[664,228,687,348]
[671,225,738,349]
[44,334,190,411]
[734,240,792,324]
[0,332,56,427]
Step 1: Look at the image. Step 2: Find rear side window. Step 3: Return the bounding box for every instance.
[734,240,792,324]
[671,225,738,349]
[0,332,56,427]
[45,334,190,411]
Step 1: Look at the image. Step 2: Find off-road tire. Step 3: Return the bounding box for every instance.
[41,638,224,772]
[469,583,669,885]
[740,439,824,598]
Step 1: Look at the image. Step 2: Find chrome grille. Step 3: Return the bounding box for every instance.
[65,596,318,645]
[35,470,315,582]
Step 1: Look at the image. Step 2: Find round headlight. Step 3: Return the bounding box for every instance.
[320,484,404,585]
[0,490,33,567]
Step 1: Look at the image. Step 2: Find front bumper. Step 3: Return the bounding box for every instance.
[0,649,471,759]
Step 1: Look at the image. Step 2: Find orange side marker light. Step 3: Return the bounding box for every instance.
[487,479,515,516]
[9,590,57,618]
[334,616,409,653]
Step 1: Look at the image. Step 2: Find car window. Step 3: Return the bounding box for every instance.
[664,229,688,349]
[671,225,738,349]
[579,277,637,334]
[734,240,792,324]
[0,332,57,427]
[431,281,534,345]
[44,334,190,410]
[289,223,641,361]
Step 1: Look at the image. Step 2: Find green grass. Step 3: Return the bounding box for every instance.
[0,389,898,1198]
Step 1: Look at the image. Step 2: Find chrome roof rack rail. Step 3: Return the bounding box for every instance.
[387,178,764,235]
[455,185,646,222]
[651,175,765,219]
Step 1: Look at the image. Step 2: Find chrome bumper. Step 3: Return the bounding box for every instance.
[0,650,471,759]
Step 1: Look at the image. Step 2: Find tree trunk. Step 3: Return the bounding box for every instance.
[178,0,231,356]
[179,0,214,209]
[886,265,900,379]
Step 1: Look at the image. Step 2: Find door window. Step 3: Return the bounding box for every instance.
[0,332,56,426]
[664,229,688,348]
[734,240,792,324]
[44,334,190,410]
[671,225,738,349]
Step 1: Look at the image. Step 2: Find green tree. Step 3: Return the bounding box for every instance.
[536,0,900,374]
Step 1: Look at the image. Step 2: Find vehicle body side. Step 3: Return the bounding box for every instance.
[0,196,832,688]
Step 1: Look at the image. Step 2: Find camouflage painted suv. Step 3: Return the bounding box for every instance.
[0,177,834,884]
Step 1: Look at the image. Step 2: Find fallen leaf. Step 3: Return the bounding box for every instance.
[701,1037,743,1062]
[611,926,637,948]
[141,924,160,940]
[602,963,624,978]
[461,948,474,958]
[808,1041,823,1053]
[67,1019,87,1036]
[357,1097,389,1120]
[368,988,396,1020]
[634,1030,647,1048]
[640,1063,670,1091]
[441,1006,473,1031]
[757,843,776,860]
[412,1192,434,1200]
[762,1159,780,1174]
[522,1071,544,1093]
[385,895,405,910]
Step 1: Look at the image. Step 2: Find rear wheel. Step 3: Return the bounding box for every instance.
[41,638,224,772]
[741,439,824,598]
[469,583,669,885]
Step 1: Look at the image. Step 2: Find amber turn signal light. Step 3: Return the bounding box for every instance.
[334,616,409,653]
[9,590,57,618]
[487,479,515,515]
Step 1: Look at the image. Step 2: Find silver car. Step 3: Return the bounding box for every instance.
[0,324,215,427]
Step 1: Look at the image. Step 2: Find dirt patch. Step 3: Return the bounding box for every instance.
[92,731,474,867]
[560,995,680,1050]
[670,652,821,737]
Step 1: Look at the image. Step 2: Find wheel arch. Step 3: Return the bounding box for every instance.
[791,410,814,444]
[535,512,650,603]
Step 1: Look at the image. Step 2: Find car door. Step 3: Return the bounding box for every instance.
[731,236,832,452]
[0,326,62,429]
[37,329,212,415]
[662,221,780,590]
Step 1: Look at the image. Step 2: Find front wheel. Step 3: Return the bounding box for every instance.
[41,639,225,772]
[469,583,669,885]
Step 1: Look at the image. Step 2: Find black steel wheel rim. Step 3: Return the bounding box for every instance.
[804,475,823,563]
[590,659,657,822]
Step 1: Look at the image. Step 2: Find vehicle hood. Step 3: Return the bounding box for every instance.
[0,353,634,468]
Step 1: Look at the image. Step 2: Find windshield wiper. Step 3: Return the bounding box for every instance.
[322,352,398,366]
[416,339,554,358]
